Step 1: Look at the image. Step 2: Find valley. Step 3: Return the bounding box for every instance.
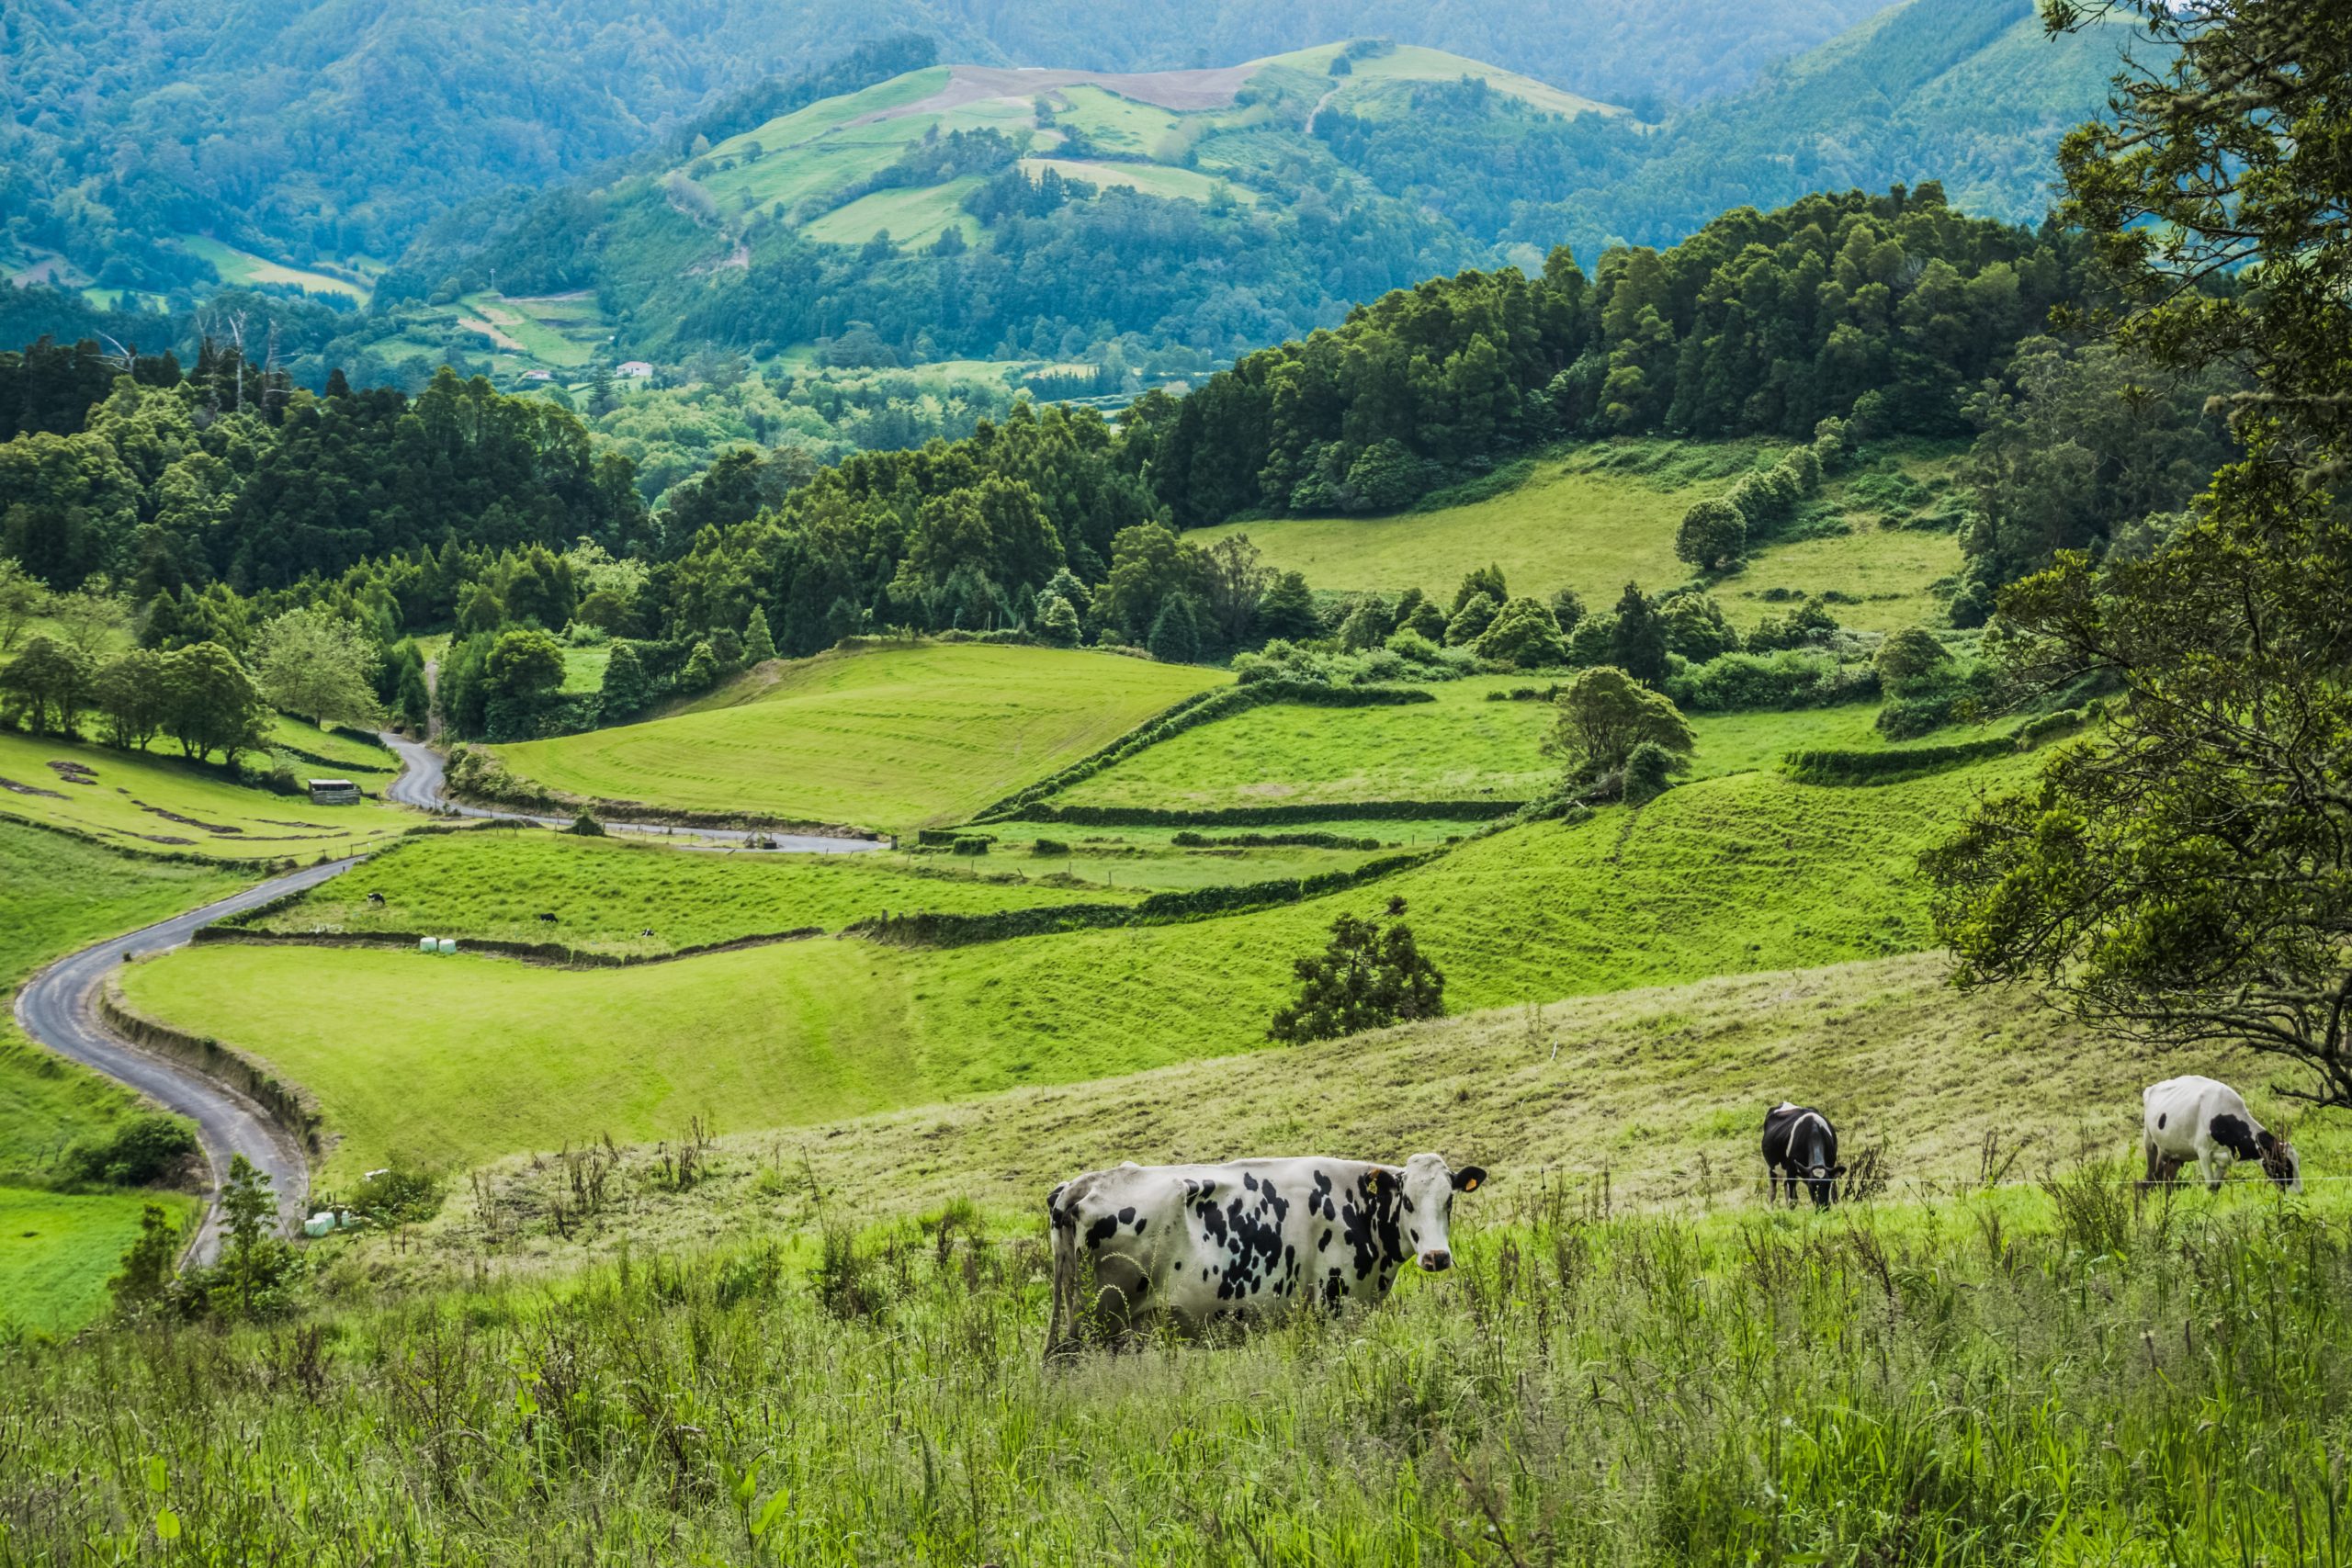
[1,0,2343,1558]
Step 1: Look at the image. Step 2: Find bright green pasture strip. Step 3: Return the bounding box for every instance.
[559,644,611,695]
[1261,42,1623,118]
[493,643,1224,833]
[0,731,413,861]
[1052,85,1183,153]
[264,716,397,784]
[1193,439,1963,628]
[128,759,2027,1178]
[458,294,594,367]
[247,827,1138,955]
[0,1188,198,1335]
[1722,525,1965,633]
[1056,682,1913,811]
[1016,158,1253,204]
[967,818,1452,892]
[176,236,368,301]
[801,179,985,247]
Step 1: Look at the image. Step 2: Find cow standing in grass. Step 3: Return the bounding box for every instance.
[1761,1102,1846,1207]
[2143,1076,2301,1192]
[1046,1153,1487,1357]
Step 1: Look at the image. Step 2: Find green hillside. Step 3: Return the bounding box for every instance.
[120,755,2028,1179]
[490,642,1224,832]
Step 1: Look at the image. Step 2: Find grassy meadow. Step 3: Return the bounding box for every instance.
[242,826,1142,956]
[1053,681,1918,812]
[119,757,2032,1179]
[0,730,413,861]
[1192,438,1968,633]
[492,642,1223,833]
[0,1187,200,1336]
[6,1126,2342,1562]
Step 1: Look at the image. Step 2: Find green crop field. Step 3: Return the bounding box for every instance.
[0,731,415,860]
[801,178,985,247]
[1053,682,1942,812]
[243,826,1140,956]
[1015,158,1255,205]
[0,1187,200,1336]
[973,818,1453,891]
[492,642,1224,833]
[1263,42,1624,120]
[122,756,2030,1179]
[175,236,368,302]
[1193,439,1968,632]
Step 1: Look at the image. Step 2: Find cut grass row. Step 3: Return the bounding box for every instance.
[0,730,413,862]
[121,757,2034,1180]
[492,642,1224,834]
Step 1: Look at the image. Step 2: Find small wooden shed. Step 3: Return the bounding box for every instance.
[307,778,361,805]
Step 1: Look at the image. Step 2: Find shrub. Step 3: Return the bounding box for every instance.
[1566,610,1618,666]
[1874,626,1951,691]
[1269,899,1445,1043]
[1031,838,1071,857]
[1442,592,1498,647]
[1623,740,1678,804]
[566,809,606,836]
[948,835,993,856]
[347,1163,445,1225]
[64,1113,200,1187]
[1666,649,1878,713]
[1476,597,1569,669]
[1549,586,1585,634]
[1147,592,1204,663]
[1675,498,1747,570]
[1659,592,1740,662]
[1783,737,2017,784]
[1552,666,1696,784]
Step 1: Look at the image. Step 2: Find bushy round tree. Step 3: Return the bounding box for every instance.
[1675,498,1747,570]
[1552,665,1695,785]
[1476,597,1569,669]
[1444,592,1499,647]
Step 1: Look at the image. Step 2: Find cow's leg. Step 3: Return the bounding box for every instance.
[2143,1135,2162,1188]
[2199,1150,2223,1192]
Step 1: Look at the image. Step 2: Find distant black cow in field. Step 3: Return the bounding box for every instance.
[537,912,558,924]
[1761,1102,1846,1208]
[366,892,385,906]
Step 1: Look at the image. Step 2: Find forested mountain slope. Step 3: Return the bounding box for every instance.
[1,0,1883,299]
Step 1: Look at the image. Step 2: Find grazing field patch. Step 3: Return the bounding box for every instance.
[802,179,985,247]
[0,732,413,860]
[243,826,1140,956]
[175,236,368,302]
[1054,682,1933,812]
[0,1187,199,1335]
[126,757,2030,1179]
[492,642,1224,833]
[1191,438,1967,630]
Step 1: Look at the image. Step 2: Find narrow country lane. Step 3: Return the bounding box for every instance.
[13,861,348,1264]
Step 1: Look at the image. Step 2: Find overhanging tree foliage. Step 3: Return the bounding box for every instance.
[1928,0,2352,1106]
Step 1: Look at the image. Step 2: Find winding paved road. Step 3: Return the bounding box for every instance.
[14,862,346,1263]
[15,730,884,1269]
[377,729,883,852]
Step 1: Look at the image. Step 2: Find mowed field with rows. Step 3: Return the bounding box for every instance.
[492,642,1223,832]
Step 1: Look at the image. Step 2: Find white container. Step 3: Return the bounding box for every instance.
[437,938,457,955]
[418,936,436,953]
[303,1212,334,1238]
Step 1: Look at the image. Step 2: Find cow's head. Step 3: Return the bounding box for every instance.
[2257,1128,2302,1192]
[1804,1159,1849,1208]
[1387,1153,1487,1272]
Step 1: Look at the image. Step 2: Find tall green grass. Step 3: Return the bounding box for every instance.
[6,1182,2343,1562]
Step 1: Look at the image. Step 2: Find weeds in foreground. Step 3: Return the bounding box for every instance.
[0,1179,2345,1564]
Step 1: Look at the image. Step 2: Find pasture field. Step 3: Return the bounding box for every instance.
[492,642,1224,833]
[121,757,2032,1179]
[0,1187,199,1335]
[0,731,413,860]
[1261,42,1624,120]
[242,826,1141,956]
[1053,683,1936,812]
[974,818,1457,891]
[263,716,399,786]
[1192,438,1968,632]
[801,180,984,248]
[175,236,369,302]
[6,989,2339,1560]
[1015,158,1254,205]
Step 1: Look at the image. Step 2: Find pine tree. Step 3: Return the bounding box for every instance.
[598,641,650,718]
[1147,592,1202,663]
[1609,582,1668,686]
[742,604,776,664]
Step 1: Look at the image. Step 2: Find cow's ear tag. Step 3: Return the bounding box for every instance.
[1461,1176,1480,1192]
[1453,1165,1487,1192]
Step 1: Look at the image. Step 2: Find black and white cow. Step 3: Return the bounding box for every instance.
[1046,1153,1487,1355]
[1761,1102,1846,1208]
[2143,1076,2301,1192]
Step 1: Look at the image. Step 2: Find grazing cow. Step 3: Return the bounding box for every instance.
[536,911,558,924]
[1761,1102,1846,1208]
[2143,1076,2301,1192]
[366,891,386,906]
[1046,1153,1487,1356]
